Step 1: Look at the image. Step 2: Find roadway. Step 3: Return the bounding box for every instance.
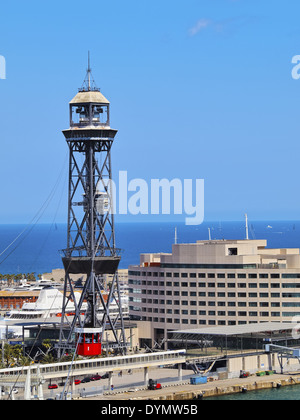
[11,366,194,400]
[0,350,187,400]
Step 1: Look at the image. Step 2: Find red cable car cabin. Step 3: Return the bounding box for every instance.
[75,327,102,356]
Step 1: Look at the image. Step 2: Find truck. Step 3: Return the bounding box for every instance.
[148,379,162,390]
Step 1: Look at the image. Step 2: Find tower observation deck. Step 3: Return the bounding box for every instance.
[57,57,127,356]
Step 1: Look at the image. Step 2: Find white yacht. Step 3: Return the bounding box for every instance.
[1,284,128,330]
[3,277,62,292]
[28,278,63,290]
[3,287,82,325]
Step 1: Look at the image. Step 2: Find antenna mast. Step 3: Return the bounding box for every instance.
[80,51,99,92]
[87,51,91,91]
[245,213,249,240]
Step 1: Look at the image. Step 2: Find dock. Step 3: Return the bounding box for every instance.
[92,371,300,401]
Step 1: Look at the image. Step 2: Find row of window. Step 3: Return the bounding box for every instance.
[130,290,300,298]
[132,308,277,315]
[138,309,280,317]
[130,280,300,289]
[129,270,300,279]
[136,316,298,326]
[133,301,300,309]
[131,281,280,287]
[134,301,281,307]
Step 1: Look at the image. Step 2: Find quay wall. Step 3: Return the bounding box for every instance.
[142,375,300,401]
[119,351,300,401]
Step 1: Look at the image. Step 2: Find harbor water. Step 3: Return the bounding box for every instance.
[1,220,300,400]
[206,383,300,400]
[0,220,299,275]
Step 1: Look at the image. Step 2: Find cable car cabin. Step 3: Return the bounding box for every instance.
[76,332,101,356]
[75,327,102,357]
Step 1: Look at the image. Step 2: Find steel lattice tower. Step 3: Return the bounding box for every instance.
[58,58,127,356]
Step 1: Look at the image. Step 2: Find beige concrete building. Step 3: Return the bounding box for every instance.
[128,239,300,346]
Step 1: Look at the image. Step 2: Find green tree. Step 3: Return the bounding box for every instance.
[1,344,31,368]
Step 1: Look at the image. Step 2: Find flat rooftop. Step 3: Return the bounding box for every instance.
[137,238,300,270]
[172,322,297,338]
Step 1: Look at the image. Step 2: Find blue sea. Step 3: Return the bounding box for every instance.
[0,220,300,401]
[0,220,299,276]
[205,383,300,400]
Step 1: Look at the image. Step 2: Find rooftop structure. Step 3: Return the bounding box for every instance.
[140,239,300,269]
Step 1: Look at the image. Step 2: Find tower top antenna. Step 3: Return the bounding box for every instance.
[79,51,100,92]
[87,51,91,90]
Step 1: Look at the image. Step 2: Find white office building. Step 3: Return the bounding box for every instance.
[129,239,300,346]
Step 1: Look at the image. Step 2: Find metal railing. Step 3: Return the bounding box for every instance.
[0,350,186,381]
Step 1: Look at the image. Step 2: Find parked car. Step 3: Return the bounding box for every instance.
[74,379,81,385]
[90,374,101,381]
[101,373,109,379]
[81,377,91,383]
[48,384,58,389]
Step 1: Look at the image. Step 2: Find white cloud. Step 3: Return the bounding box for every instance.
[188,19,212,37]
[188,16,258,37]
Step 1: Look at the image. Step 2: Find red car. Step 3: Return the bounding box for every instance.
[90,374,101,381]
[74,379,81,385]
[48,384,58,389]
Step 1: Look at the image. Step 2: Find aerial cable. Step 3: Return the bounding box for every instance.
[28,160,68,273]
[0,153,68,267]
[6,285,70,400]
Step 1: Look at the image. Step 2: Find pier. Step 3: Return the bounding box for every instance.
[96,371,300,401]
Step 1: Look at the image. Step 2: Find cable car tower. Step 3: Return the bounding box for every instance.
[57,56,127,357]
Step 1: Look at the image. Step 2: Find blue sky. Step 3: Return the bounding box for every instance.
[0,0,300,224]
